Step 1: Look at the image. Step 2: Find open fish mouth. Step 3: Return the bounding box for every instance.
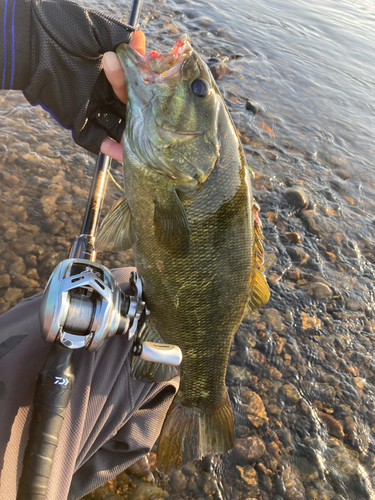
[126,34,192,83]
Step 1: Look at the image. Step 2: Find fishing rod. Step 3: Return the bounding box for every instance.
[16,1,181,498]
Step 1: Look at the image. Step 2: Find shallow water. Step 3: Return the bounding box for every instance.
[1,0,375,498]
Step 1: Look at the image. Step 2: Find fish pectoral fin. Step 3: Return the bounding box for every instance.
[153,189,191,257]
[96,196,136,252]
[132,322,180,383]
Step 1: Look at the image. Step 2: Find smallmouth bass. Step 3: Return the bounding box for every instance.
[98,34,270,472]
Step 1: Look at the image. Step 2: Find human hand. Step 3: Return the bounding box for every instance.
[100,31,146,162]
[22,0,139,155]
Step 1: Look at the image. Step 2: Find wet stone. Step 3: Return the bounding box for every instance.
[43,218,65,236]
[263,308,286,333]
[226,364,249,385]
[318,412,344,440]
[300,210,337,237]
[245,100,265,114]
[305,282,333,302]
[300,311,321,331]
[286,246,310,265]
[0,274,11,288]
[283,465,306,500]
[239,387,269,427]
[206,58,232,79]
[236,465,258,497]
[283,187,309,209]
[3,287,23,303]
[169,470,187,492]
[9,258,26,275]
[41,195,58,216]
[10,273,39,290]
[234,436,266,464]
[285,232,302,244]
[344,298,364,311]
[283,384,301,404]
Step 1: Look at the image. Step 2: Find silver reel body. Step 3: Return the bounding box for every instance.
[39,259,182,366]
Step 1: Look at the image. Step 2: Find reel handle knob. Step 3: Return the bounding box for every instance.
[133,341,182,367]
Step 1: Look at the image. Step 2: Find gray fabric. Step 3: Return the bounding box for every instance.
[0,267,179,500]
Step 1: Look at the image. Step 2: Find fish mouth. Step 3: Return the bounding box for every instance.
[126,34,192,83]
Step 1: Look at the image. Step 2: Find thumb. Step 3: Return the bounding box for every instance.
[103,30,146,104]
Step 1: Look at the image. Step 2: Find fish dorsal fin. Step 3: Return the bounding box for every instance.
[248,201,270,312]
[96,195,136,252]
[154,189,191,257]
[132,322,180,383]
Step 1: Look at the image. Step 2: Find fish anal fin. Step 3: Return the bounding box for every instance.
[96,196,136,253]
[248,268,270,312]
[156,391,234,473]
[154,189,190,257]
[248,201,270,312]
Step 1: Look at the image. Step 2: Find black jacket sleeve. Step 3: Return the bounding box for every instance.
[0,0,134,154]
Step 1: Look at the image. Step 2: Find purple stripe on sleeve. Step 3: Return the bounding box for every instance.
[10,0,16,88]
[2,0,9,88]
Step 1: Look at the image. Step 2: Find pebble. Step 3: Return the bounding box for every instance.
[245,100,265,114]
[9,258,26,275]
[206,57,232,79]
[286,246,310,265]
[300,311,321,331]
[305,282,333,302]
[3,287,23,303]
[226,364,249,385]
[283,187,309,209]
[169,470,187,492]
[0,274,11,288]
[263,308,286,333]
[283,383,301,404]
[285,232,302,244]
[236,465,258,497]
[239,387,269,427]
[234,436,266,464]
[300,210,337,237]
[283,465,306,500]
[318,412,344,440]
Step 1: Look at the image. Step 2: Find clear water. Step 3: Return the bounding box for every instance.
[1,0,375,498]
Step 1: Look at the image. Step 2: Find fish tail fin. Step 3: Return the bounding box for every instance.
[156,390,234,473]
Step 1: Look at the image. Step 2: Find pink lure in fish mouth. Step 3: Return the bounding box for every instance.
[130,34,192,83]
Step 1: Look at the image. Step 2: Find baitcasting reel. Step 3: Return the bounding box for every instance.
[39,259,182,366]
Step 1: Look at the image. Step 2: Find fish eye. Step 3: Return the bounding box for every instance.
[191,78,210,98]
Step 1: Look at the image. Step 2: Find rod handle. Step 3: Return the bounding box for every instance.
[16,343,75,500]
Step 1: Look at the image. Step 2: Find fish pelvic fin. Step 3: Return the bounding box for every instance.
[156,390,234,473]
[132,322,180,383]
[96,196,136,252]
[248,201,270,312]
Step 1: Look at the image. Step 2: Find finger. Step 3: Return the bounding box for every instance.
[103,30,146,104]
[103,51,128,104]
[100,136,123,162]
[130,29,146,56]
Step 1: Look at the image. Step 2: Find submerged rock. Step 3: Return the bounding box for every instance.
[283,187,309,209]
[234,436,266,464]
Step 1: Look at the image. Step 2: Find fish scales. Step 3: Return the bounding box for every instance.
[98,34,269,472]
